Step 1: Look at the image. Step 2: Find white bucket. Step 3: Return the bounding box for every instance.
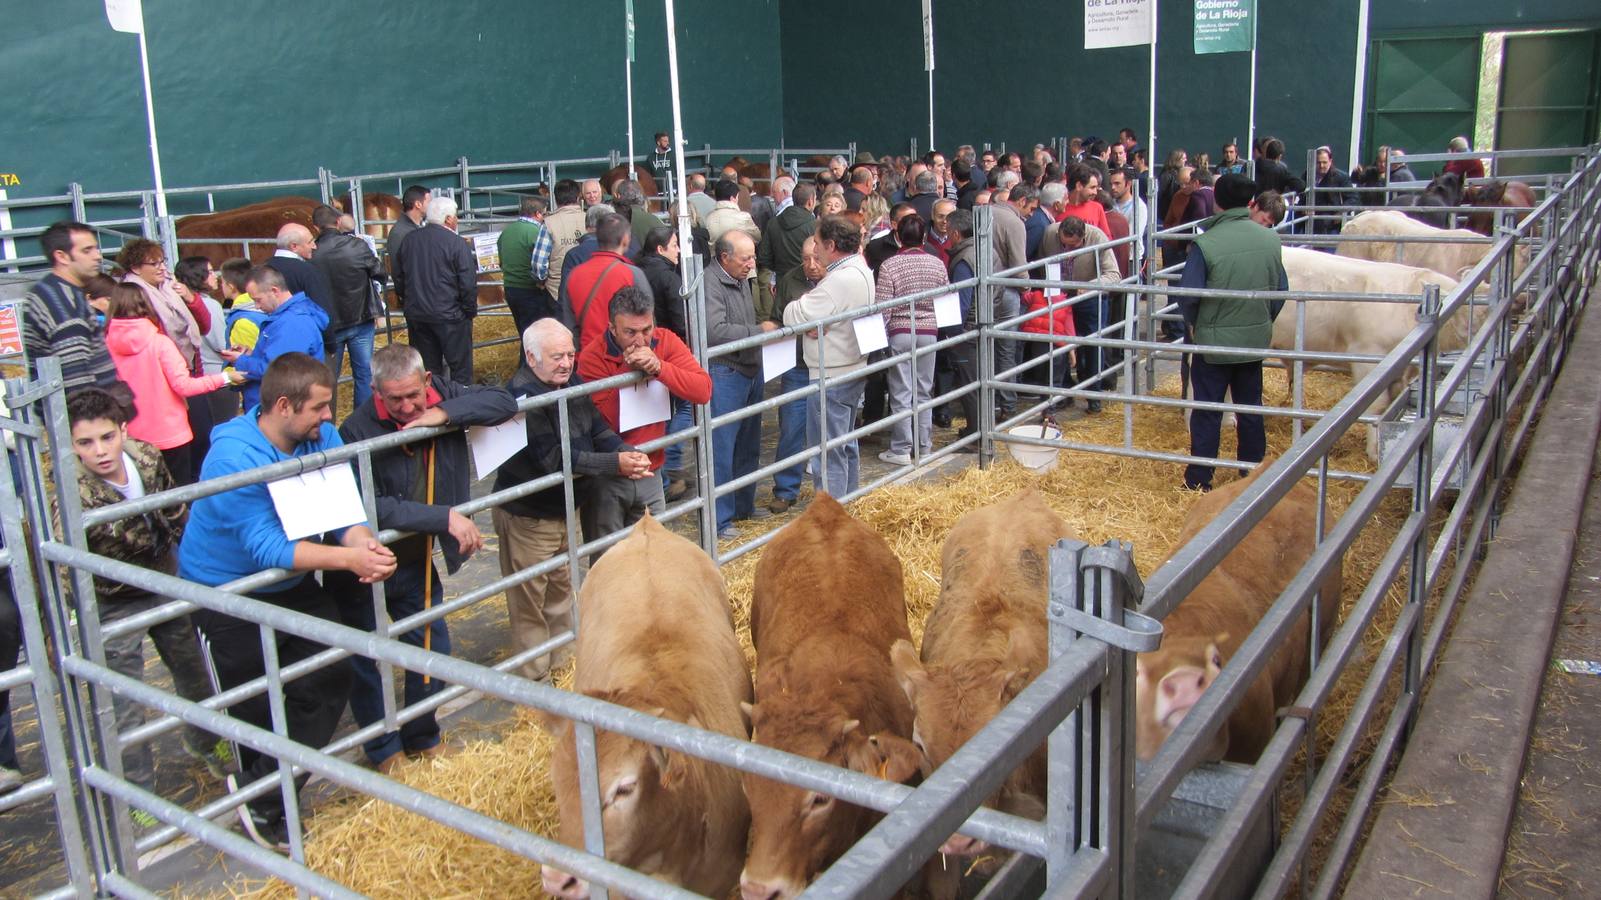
[1005,423,1063,473]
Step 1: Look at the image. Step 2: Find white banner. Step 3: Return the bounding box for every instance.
[104,0,143,34]
[1084,0,1153,49]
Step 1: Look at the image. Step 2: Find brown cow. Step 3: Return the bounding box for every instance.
[540,515,752,899]
[1135,460,1343,764]
[600,163,659,200]
[740,494,928,900]
[1464,179,1538,236]
[890,491,1071,857]
[175,192,404,265]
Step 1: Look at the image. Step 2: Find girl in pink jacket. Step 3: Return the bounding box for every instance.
[104,284,241,485]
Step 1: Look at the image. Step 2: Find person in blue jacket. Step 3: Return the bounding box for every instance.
[179,353,395,852]
[231,266,329,411]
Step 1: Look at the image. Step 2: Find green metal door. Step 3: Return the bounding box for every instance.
[1366,35,1482,177]
[1495,30,1601,176]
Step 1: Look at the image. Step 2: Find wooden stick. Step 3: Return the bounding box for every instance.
[422,440,437,684]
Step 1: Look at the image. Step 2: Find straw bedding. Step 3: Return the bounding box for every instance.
[224,366,1429,899]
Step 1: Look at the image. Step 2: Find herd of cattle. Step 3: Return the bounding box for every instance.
[536,476,1334,900]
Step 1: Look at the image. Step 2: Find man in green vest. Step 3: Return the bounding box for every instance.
[498,194,550,338]
[1177,173,1288,491]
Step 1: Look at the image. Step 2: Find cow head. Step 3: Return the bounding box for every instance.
[739,673,924,900]
[1134,635,1229,762]
[890,639,1038,856]
[540,693,705,900]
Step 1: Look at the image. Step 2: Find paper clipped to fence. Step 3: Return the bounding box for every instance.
[852,313,890,355]
[762,336,797,382]
[468,413,528,478]
[619,379,671,432]
[1044,262,1063,298]
[267,464,369,541]
[933,293,962,329]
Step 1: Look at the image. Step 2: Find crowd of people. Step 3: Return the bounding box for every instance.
[0,124,1374,850]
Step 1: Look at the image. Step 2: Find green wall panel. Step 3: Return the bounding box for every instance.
[1,0,783,205]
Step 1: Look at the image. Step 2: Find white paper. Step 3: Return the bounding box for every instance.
[618,379,671,432]
[267,464,368,541]
[762,336,797,383]
[468,413,528,478]
[933,293,962,328]
[852,313,890,355]
[1044,262,1063,298]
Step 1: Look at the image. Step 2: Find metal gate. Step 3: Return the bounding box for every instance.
[1365,34,1482,175]
[1496,29,1601,176]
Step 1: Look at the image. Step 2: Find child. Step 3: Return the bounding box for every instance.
[62,388,230,828]
[218,257,266,352]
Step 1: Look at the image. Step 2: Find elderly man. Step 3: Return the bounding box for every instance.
[310,205,385,407]
[534,179,587,309]
[907,168,941,224]
[769,175,796,216]
[828,155,849,182]
[782,215,874,497]
[181,353,395,850]
[1177,174,1288,491]
[612,179,663,260]
[563,213,652,350]
[577,286,711,541]
[704,231,778,538]
[580,178,604,209]
[498,195,552,337]
[685,172,716,222]
[843,166,874,212]
[234,266,329,410]
[493,319,650,681]
[391,196,479,385]
[1037,217,1123,413]
[766,235,825,512]
[332,344,516,772]
[267,223,334,334]
[929,198,957,251]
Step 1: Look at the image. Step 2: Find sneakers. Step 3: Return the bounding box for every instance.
[184,739,234,779]
[228,774,290,853]
[878,450,913,466]
[0,767,21,794]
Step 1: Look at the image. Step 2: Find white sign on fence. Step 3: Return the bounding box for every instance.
[1084,0,1153,50]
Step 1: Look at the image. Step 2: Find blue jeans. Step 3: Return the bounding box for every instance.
[341,561,449,764]
[663,397,695,475]
[809,373,865,498]
[709,364,763,530]
[772,367,810,502]
[329,320,377,408]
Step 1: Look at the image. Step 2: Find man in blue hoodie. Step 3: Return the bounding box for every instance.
[233,266,329,410]
[180,353,396,851]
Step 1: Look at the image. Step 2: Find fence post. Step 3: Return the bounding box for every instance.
[140,192,157,240]
[157,215,178,283]
[318,167,333,205]
[458,156,472,217]
[1305,147,1318,238]
[68,183,86,223]
[1402,283,1441,724]
[974,203,996,467]
[680,253,717,555]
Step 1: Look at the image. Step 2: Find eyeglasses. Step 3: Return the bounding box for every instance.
[140,259,168,269]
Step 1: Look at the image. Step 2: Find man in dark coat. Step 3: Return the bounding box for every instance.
[310,205,385,406]
[391,196,480,385]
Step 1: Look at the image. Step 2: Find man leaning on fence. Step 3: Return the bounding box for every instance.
[330,344,516,774]
[178,353,396,852]
[1177,173,1288,492]
[493,319,650,682]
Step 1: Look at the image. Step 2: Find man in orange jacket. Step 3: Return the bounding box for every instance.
[576,286,712,550]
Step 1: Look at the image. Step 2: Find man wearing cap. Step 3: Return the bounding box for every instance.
[1176,173,1288,492]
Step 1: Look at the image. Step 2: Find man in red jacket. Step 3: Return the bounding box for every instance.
[576,286,712,550]
[563,214,653,351]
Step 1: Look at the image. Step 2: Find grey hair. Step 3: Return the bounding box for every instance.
[1010,182,1039,204]
[1448,135,1470,153]
[1040,182,1067,207]
[425,196,457,225]
[830,155,848,167]
[584,203,616,230]
[772,175,795,196]
[947,208,974,238]
[613,180,645,207]
[371,343,426,386]
[522,317,573,361]
[913,170,937,192]
[993,169,1021,191]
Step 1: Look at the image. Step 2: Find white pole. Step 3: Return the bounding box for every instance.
[664,0,693,264]
[1348,0,1372,171]
[1246,1,1258,177]
[923,0,935,151]
[928,70,935,152]
[135,23,168,217]
[1146,0,1158,189]
[626,56,638,181]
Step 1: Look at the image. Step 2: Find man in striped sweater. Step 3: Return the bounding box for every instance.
[21,222,131,407]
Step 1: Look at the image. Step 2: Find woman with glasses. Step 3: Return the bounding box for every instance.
[115,240,205,380]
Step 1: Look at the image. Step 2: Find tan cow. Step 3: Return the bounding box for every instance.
[540,515,752,899]
[1135,459,1343,764]
[1277,247,1475,457]
[891,491,1072,857]
[1337,209,1527,287]
[741,494,928,900]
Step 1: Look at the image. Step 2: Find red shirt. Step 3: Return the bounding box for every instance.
[564,250,649,351]
[1444,158,1486,181]
[1057,199,1112,238]
[577,327,712,471]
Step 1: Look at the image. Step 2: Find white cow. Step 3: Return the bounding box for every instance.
[1338,210,1526,288]
[1278,247,1474,458]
